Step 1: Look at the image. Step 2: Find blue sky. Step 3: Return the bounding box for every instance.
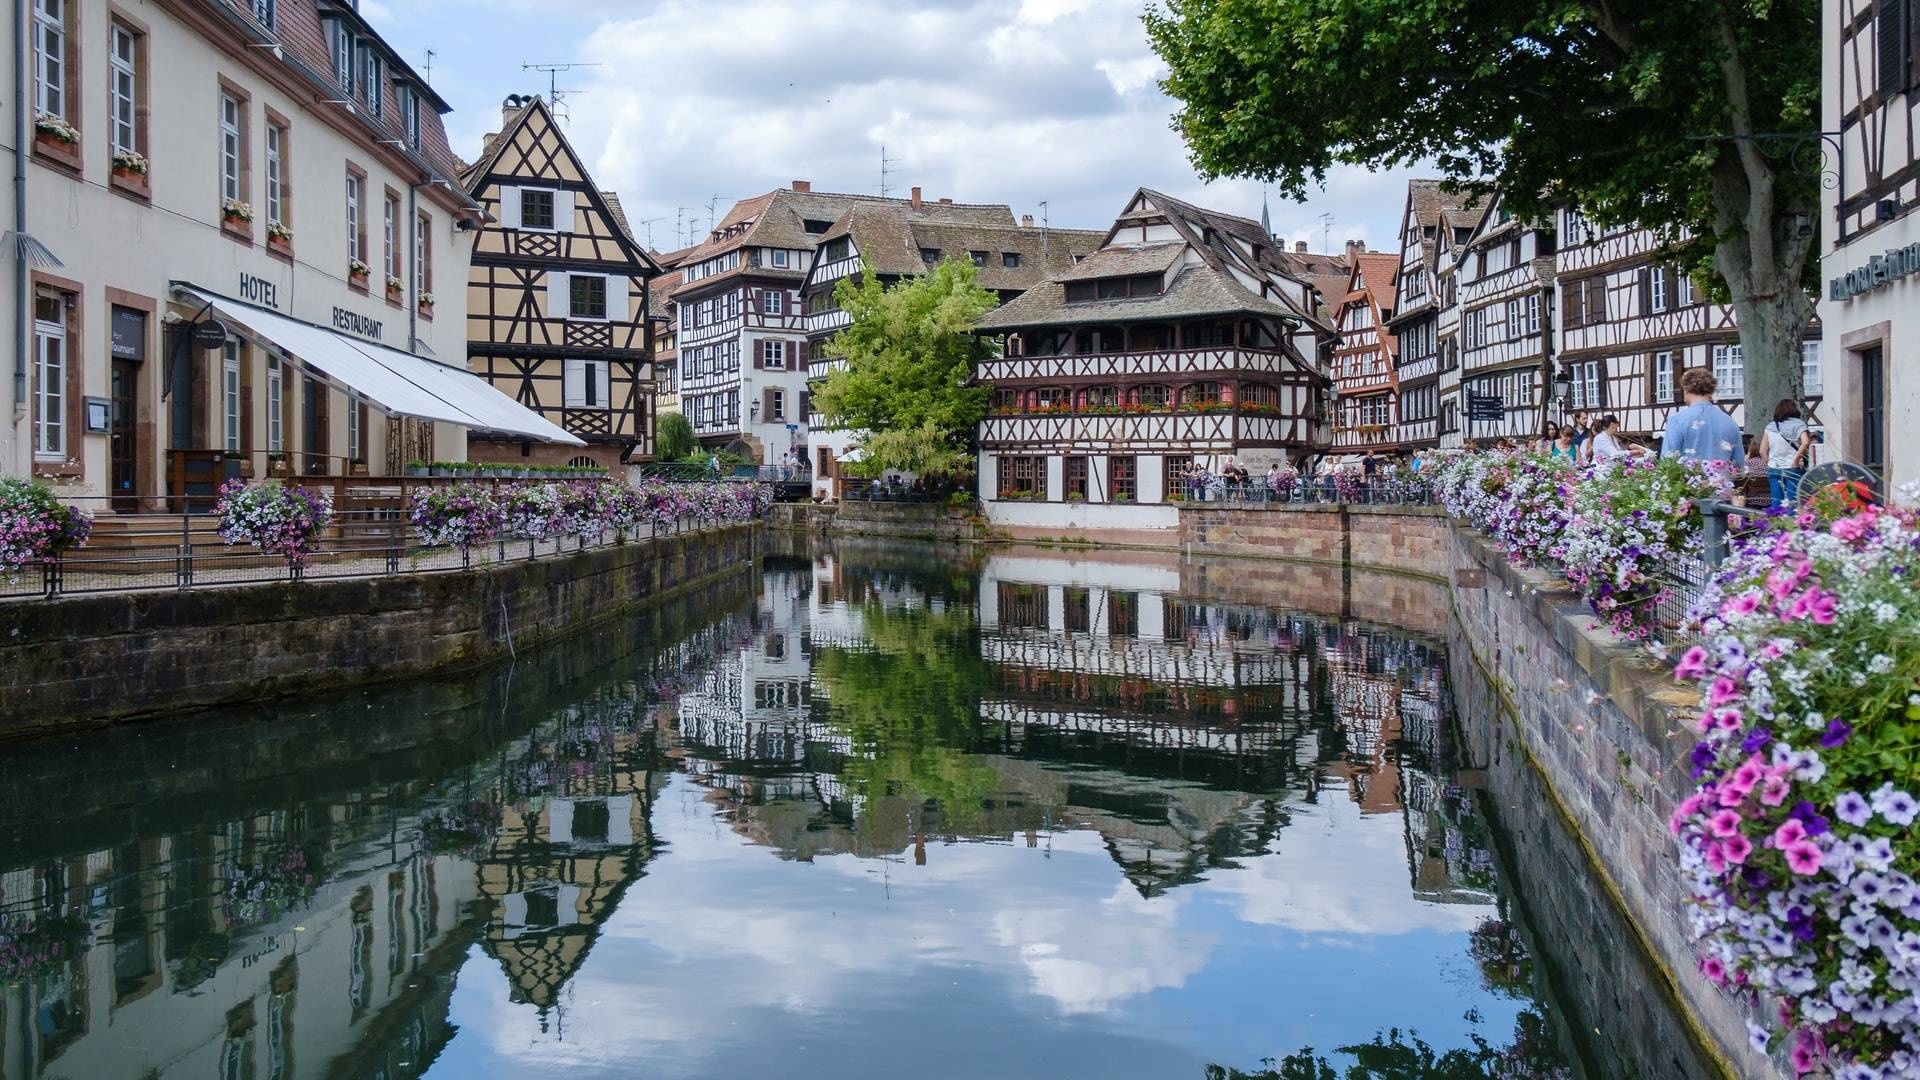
[367,0,1416,255]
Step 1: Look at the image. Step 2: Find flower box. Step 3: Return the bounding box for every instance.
[267,232,292,258]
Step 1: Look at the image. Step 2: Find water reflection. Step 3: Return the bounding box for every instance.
[0,544,1586,1079]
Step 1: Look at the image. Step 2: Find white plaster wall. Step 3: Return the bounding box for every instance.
[982,499,1179,533]
[1818,222,1920,493]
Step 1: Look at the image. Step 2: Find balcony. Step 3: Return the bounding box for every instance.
[978,345,1312,384]
[979,403,1318,451]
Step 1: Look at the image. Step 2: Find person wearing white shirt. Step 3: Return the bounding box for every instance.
[1590,414,1647,462]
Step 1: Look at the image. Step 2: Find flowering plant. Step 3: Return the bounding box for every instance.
[346,258,371,277]
[1483,453,1572,566]
[0,914,89,982]
[418,292,435,307]
[1266,466,1300,500]
[385,274,405,293]
[500,482,564,540]
[111,148,149,175]
[222,198,254,223]
[214,479,334,566]
[33,113,78,145]
[1555,455,1731,639]
[1332,468,1363,504]
[0,477,93,581]
[556,480,612,540]
[1669,500,1920,1074]
[410,484,503,552]
[266,220,294,242]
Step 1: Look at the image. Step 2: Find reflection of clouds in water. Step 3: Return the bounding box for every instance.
[1202,796,1491,937]
[992,879,1214,1014]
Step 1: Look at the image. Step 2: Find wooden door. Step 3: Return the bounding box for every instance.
[110,359,140,512]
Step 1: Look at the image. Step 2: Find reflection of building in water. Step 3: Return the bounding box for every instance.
[0,796,476,1080]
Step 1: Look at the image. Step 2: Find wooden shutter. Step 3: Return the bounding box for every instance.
[799,390,810,417]
[1638,268,1652,315]
[547,271,570,319]
[1586,277,1607,322]
[500,186,522,230]
[1882,0,1908,95]
[610,275,630,322]
[563,359,585,406]
[762,387,775,419]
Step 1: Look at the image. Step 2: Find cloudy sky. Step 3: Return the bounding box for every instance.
[367,0,1417,255]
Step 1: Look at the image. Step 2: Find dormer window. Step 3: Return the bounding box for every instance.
[919,248,940,266]
[359,44,382,117]
[328,21,352,89]
[1002,252,1020,268]
[1063,274,1160,303]
[969,250,987,267]
[251,0,276,29]
[399,85,420,145]
[770,249,789,268]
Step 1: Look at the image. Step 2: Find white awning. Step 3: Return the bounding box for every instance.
[175,284,584,445]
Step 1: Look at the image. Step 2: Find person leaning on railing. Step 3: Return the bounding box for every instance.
[1759,398,1812,508]
[1660,367,1744,472]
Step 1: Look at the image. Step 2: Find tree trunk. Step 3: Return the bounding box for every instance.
[1715,236,1814,439]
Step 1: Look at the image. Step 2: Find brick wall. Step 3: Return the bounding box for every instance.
[0,525,760,737]
[1177,503,1451,579]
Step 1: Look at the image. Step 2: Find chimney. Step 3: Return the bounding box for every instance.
[1021,214,1034,227]
[1345,239,1366,258]
[910,186,922,209]
[938,197,952,205]
[791,179,811,193]
[1294,240,1308,253]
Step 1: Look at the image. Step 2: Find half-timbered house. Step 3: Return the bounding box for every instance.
[1433,210,1473,449]
[1555,214,1822,442]
[1388,181,1475,451]
[1820,0,1919,488]
[649,264,686,419]
[1455,195,1556,444]
[672,182,1014,467]
[1329,249,1402,456]
[461,96,661,469]
[798,201,1101,500]
[972,188,1333,538]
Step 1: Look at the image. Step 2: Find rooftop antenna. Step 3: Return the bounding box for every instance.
[521,61,602,123]
[879,143,901,199]
[1038,200,1050,261]
[676,206,691,247]
[1319,212,1335,255]
[634,216,661,249]
[706,195,725,238]
[422,48,436,83]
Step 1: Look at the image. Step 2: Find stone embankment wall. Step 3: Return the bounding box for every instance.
[1443,525,1767,1079]
[0,524,760,737]
[1178,503,1451,578]
[772,501,995,542]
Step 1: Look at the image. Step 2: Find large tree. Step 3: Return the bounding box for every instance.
[1145,0,1819,435]
[812,258,999,479]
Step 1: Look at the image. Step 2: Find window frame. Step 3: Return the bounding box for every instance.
[221,341,242,452]
[32,0,67,121]
[1712,343,1745,398]
[569,275,609,321]
[345,168,365,265]
[359,43,382,117]
[32,289,68,460]
[415,211,433,299]
[266,354,284,452]
[761,289,783,316]
[218,90,245,204]
[109,21,142,157]
[1801,340,1823,397]
[1651,349,1676,405]
[517,187,557,232]
[383,190,401,283]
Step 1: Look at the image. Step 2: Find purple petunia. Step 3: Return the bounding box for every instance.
[1836,791,1874,828]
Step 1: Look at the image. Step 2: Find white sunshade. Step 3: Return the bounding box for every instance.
[176,284,584,446]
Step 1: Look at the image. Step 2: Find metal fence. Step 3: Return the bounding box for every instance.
[2,497,739,602]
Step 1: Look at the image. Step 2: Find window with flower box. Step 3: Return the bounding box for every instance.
[1064,456,1089,499]
[416,212,433,301]
[383,192,400,284]
[996,455,1045,498]
[219,91,245,206]
[1181,381,1225,407]
[265,121,288,233]
[1081,385,1120,411]
[109,22,144,164]
[1110,455,1136,501]
[1030,386,1070,412]
[1130,383,1171,409]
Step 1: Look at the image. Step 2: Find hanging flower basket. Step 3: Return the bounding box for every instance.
[0,478,93,581]
[213,479,334,568]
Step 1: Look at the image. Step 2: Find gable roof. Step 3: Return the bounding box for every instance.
[678,186,1016,271]
[1403,180,1477,271]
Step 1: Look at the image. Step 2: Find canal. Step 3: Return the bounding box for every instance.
[0,539,1690,1078]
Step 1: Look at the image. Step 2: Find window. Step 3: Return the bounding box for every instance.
[416,212,432,296]
[564,359,610,408]
[770,249,789,268]
[1181,381,1224,406]
[32,0,65,120]
[359,45,381,117]
[219,93,244,203]
[518,188,555,231]
[1064,456,1089,499]
[1802,341,1823,396]
[345,173,362,261]
[761,340,786,369]
[762,290,783,315]
[32,291,66,458]
[221,343,241,452]
[1002,252,1021,268]
[266,355,284,452]
[1081,385,1119,410]
[110,23,139,156]
[265,123,287,228]
[399,85,419,146]
[384,194,400,280]
[1712,344,1744,397]
[347,393,361,461]
[1110,456,1136,501]
[1652,350,1676,404]
[1649,265,1670,313]
[769,389,786,421]
[1569,359,1602,410]
[570,275,608,319]
[329,21,352,89]
[251,0,275,29]
[969,251,987,267]
[996,455,1045,498]
[1131,384,1172,408]
[920,247,940,265]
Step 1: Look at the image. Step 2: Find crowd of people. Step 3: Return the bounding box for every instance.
[1467,368,1815,508]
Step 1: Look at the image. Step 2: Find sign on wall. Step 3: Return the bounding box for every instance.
[1829,241,1920,301]
[111,306,147,361]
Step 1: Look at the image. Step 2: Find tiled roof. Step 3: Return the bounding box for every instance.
[975,261,1303,331]
[813,206,1101,291]
[600,192,633,243]
[1349,252,1401,296]
[1054,242,1185,282]
[678,187,1015,269]
[216,0,471,205]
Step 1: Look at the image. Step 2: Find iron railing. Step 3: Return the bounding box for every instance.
[2,495,745,602]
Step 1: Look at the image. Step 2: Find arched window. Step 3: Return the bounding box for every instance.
[568,455,600,468]
[1080,385,1120,411]
[1030,386,1072,412]
[1239,383,1279,410]
[1181,381,1226,407]
[991,387,1020,414]
[1129,384,1172,410]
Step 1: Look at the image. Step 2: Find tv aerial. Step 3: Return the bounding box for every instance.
[522,62,603,123]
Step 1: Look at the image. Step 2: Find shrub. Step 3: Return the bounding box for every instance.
[214,479,333,566]
[0,478,91,581]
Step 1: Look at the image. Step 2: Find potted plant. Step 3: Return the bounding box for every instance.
[1066,492,1086,503]
[349,456,368,477]
[385,274,405,303]
[221,198,254,231]
[110,148,149,194]
[32,114,78,161]
[266,220,294,255]
[266,451,290,477]
[347,258,371,289]
[418,292,435,315]
[405,459,429,478]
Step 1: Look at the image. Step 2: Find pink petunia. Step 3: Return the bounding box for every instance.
[1675,645,1710,679]
[1722,833,1753,863]
[1783,840,1823,876]
[1770,819,1807,849]
[1708,676,1740,707]
[1710,809,1744,837]
[1696,710,1718,734]
[1701,956,1727,985]
[1715,709,1744,732]
[1730,757,1765,793]
[1759,775,1791,807]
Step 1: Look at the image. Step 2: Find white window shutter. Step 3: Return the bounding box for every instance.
[610,275,630,322]
[547,271,570,319]
[500,186,522,230]
[563,359,585,406]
